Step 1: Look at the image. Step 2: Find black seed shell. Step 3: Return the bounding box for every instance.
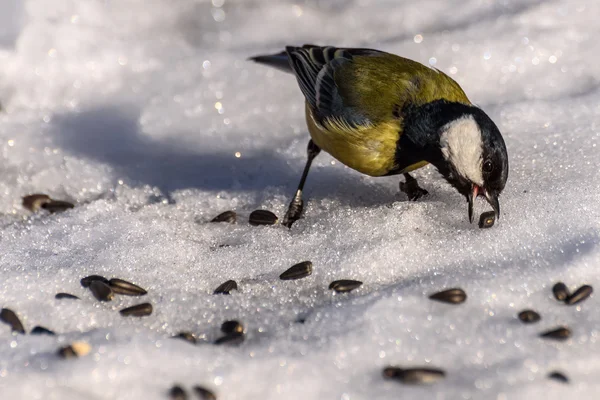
[55,293,80,300]
[211,210,236,224]
[249,210,278,226]
[565,285,593,305]
[193,386,217,400]
[548,371,569,383]
[552,282,570,302]
[80,275,109,288]
[120,303,153,317]
[329,280,363,293]
[109,278,147,296]
[478,211,495,229]
[429,288,467,304]
[540,327,571,341]
[0,308,25,334]
[279,261,313,281]
[383,367,446,384]
[221,320,243,335]
[31,326,56,335]
[89,281,114,302]
[213,280,238,295]
[518,310,541,323]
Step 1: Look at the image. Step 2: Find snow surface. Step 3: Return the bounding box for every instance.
[1,0,599,399]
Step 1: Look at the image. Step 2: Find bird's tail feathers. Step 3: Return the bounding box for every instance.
[248,51,293,73]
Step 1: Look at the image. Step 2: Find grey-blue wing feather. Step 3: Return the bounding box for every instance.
[251,45,381,126]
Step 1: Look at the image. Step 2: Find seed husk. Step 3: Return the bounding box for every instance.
[120,303,153,317]
[22,194,51,212]
[211,211,236,224]
[383,367,446,384]
[565,285,593,305]
[31,326,56,335]
[552,282,570,302]
[55,292,79,300]
[429,288,467,304]
[478,211,495,229]
[213,280,238,295]
[80,275,109,288]
[280,261,313,281]
[214,332,245,346]
[548,371,569,383]
[89,281,114,302]
[518,310,541,323]
[248,209,278,226]
[0,308,25,334]
[169,385,188,400]
[109,278,148,296]
[41,200,75,213]
[540,326,571,341]
[173,332,197,344]
[221,320,243,335]
[329,280,363,293]
[58,341,91,359]
[193,386,217,400]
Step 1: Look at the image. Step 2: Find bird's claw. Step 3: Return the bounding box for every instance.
[282,197,304,228]
[400,180,429,201]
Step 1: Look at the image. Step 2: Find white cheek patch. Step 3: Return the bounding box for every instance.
[440,115,484,186]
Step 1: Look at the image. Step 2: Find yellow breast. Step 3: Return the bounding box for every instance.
[305,103,401,177]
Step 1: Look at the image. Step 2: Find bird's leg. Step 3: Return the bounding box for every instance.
[399,173,429,201]
[282,140,321,228]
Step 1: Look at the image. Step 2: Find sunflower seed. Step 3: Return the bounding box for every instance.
[249,210,278,226]
[329,280,363,293]
[22,194,51,212]
[565,285,593,305]
[280,261,313,280]
[31,326,55,335]
[211,211,236,224]
[478,211,495,229]
[429,288,467,304]
[109,278,148,296]
[169,385,188,400]
[42,200,75,213]
[120,303,153,317]
[383,367,446,384]
[58,345,77,359]
[55,292,79,300]
[193,386,217,400]
[80,275,109,288]
[221,320,243,335]
[540,326,571,341]
[552,282,570,302]
[58,341,91,359]
[89,281,114,302]
[214,332,244,346]
[0,308,25,334]
[548,371,569,383]
[173,332,197,345]
[213,280,237,295]
[518,310,541,323]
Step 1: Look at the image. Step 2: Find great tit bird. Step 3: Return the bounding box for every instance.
[251,45,508,227]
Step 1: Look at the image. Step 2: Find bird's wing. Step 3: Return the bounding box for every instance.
[285,45,471,129]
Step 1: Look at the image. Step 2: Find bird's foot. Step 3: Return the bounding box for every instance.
[282,196,304,228]
[400,180,429,201]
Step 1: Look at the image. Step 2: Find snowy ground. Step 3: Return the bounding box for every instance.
[1,0,599,399]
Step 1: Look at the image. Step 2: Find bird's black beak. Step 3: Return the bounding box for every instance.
[485,190,500,219]
[467,185,500,223]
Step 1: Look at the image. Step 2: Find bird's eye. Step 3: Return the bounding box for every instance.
[483,160,493,173]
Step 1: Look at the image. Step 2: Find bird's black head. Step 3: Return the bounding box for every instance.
[433,106,508,222]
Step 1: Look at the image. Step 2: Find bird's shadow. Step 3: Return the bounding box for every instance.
[50,105,405,207]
